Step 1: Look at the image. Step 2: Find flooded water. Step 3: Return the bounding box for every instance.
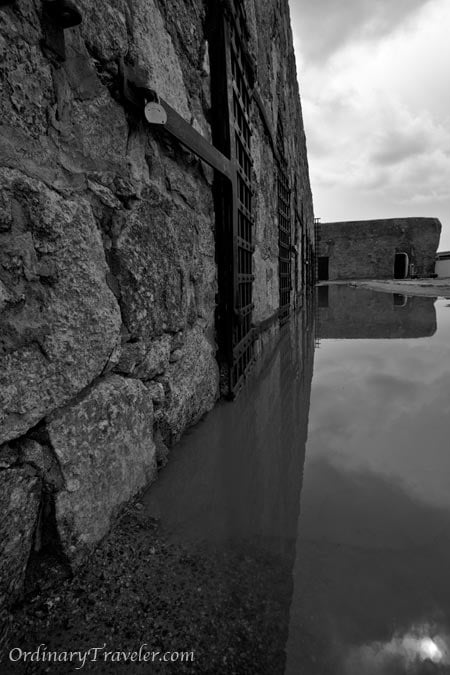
[144,286,450,674]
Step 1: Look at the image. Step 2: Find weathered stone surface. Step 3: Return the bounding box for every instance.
[318,218,442,280]
[136,336,172,379]
[160,327,218,445]
[50,36,129,182]
[0,9,53,141]
[114,341,147,375]
[145,382,165,406]
[0,169,122,444]
[17,438,64,493]
[252,124,279,323]
[169,349,183,363]
[17,439,44,469]
[46,375,156,565]
[0,469,41,607]
[115,335,171,379]
[0,443,19,469]
[75,0,129,64]
[153,0,211,138]
[128,0,191,121]
[114,181,216,339]
[250,0,315,315]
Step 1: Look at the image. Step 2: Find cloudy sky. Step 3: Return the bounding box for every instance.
[289,0,450,251]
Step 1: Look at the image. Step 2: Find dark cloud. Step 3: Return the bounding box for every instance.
[289,0,434,63]
[371,129,429,166]
[368,372,418,396]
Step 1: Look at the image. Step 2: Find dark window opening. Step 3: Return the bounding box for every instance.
[318,256,329,281]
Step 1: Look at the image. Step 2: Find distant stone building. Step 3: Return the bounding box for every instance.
[436,251,450,278]
[0,0,314,621]
[316,218,441,281]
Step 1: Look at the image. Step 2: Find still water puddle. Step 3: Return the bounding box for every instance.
[144,286,450,674]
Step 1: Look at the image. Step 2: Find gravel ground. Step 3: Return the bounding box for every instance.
[2,502,290,675]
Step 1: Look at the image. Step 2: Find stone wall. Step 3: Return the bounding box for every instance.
[317,218,441,280]
[248,0,314,323]
[436,253,450,279]
[0,0,314,620]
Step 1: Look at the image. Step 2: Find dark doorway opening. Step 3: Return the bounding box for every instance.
[394,253,409,279]
[318,256,329,281]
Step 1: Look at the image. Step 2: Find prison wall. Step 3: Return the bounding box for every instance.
[318,218,441,280]
[247,0,315,327]
[0,0,314,624]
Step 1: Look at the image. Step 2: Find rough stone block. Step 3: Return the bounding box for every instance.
[0,469,41,607]
[145,382,165,406]
[161,327,218,445]
[128,0,191,121]
[116,335,171,379]
[114,185,215,340]
[0,444,19,469]
[0,169,122,444]
[17,438,64,493]
[46,375,156,565]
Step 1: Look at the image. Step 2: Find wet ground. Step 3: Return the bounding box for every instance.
[4,286,450,674]
[318,278,450,298]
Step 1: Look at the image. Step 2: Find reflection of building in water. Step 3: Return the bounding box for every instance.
[143,303,315,672]
[316,218,441,281]
[317,285,437,339]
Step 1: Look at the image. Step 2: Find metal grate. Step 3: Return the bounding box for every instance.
[227,2,255,395]
[209,0,256,398]
[277,119,292,325]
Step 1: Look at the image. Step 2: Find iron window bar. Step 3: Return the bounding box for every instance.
[277,118,292,325]
[120,1,257,398]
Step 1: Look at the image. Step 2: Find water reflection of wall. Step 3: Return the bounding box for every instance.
[143,301,315,672]
[317,285,437,339]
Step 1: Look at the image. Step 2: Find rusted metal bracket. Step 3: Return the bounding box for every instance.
[156,98,234,180]
[41,0,82,62]
[119,63,234,181]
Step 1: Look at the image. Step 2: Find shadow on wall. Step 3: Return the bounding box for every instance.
[316,285,437,339]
